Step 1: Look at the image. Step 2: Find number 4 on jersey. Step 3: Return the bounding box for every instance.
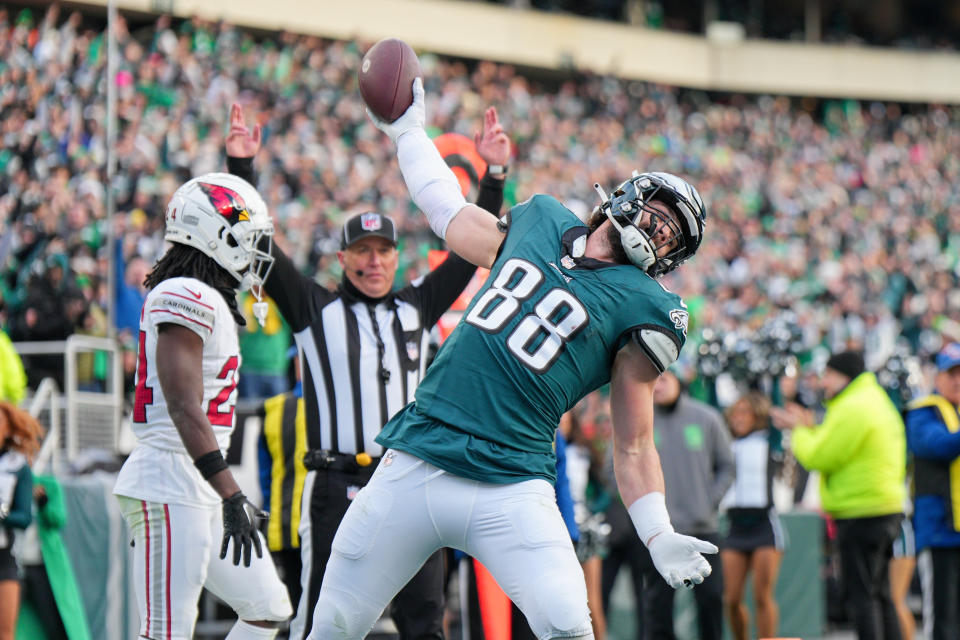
[132,330,239,426]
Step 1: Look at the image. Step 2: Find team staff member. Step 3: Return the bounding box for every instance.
[225,103,510,640]
[905,342,960,640]
[773,350,906,640]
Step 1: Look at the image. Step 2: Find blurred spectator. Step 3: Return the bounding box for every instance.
[7,254,86,388]
[113,238,149,337]
[772,350,906,640]
[16,475,92,640]
[720,391,785,640]
[238,293,291,400]
[904,342,960,640]
[258,379,306,613]
[888,517,916,640]
[602,368,733,640]
[0,401,44,640]
[561,408,609,640]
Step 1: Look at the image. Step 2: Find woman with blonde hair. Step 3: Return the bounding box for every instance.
[0,401,44,640]
[721,392,786,640]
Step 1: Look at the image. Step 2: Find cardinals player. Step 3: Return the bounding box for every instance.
[114,173,292,639]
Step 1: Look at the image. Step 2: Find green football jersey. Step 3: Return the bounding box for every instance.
[376,195,689,483]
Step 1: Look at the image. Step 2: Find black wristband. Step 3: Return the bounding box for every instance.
[481,172,506,186]
[194,450,228,480]
[226,156,255,184]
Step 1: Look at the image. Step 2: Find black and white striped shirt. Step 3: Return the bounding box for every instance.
[273,260,470,456]
[229,157,503,456]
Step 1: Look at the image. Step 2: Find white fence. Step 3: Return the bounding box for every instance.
[15,335,124,472]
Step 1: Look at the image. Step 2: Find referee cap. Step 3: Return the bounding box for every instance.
[341,212,397,250]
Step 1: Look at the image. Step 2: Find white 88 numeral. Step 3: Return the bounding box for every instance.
[466,258,588,372]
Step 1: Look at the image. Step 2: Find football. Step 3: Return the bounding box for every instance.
[358,38,421,123]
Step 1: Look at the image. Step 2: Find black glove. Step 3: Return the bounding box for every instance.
[220,491,266,567]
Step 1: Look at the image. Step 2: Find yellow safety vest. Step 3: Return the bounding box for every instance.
[262,393,308,550]
[908,394,960,531]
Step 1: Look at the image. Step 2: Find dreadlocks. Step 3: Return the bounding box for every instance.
[0,402,45,462]
[144,243,246,326]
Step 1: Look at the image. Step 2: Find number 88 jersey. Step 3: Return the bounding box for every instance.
[131,276,241,453]
[378,195,688,484]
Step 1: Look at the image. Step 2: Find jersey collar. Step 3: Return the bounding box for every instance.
[561,226,618,271]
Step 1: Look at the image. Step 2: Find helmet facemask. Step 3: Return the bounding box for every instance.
[594,172,704,277]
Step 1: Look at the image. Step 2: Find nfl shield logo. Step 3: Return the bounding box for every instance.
[406,341,419,361]
[360,213,382,231]
[346,485,360,500]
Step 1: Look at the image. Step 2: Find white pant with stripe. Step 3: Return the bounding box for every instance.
[117,496,292,640]
[307,449,593,639]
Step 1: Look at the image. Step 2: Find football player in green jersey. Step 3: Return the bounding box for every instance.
[305,80,713,640]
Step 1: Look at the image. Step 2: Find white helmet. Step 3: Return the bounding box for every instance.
[164,173,275,293]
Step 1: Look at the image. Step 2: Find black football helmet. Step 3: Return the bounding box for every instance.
[594,171,705,277]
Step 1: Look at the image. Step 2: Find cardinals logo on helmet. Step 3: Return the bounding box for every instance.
[199,182,250,223]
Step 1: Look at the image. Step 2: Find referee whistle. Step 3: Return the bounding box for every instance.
[355,452,373,467]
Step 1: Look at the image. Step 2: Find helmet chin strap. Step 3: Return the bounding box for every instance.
[594,183,656,271]
[241,272,269,327]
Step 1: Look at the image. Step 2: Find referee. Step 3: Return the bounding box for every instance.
[225,104,511,640]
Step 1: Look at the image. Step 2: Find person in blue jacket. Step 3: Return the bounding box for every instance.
[905,342,960,640]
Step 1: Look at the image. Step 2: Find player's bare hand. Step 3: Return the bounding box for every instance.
[225,102,261,159]
[474,107,511,168]
[220,491,266,567]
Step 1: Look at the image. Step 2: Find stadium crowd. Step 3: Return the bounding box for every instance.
[2,4,960,638]
[2,6,959,396]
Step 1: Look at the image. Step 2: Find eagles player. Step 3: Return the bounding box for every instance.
[114,174,293,639]
[306,82,714,640]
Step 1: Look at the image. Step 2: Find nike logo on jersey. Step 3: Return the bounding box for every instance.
[549,262,572,283]
[183,287,203,300]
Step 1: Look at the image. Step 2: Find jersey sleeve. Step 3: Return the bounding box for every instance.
[147,280,218,343]
[625,293,689,374]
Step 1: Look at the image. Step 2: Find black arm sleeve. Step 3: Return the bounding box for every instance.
[227,155,335,332]
[226,156,256,186]
[475,173,505,217]
[403,171,507,326]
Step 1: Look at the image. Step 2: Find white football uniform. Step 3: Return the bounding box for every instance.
[114,276,292,638]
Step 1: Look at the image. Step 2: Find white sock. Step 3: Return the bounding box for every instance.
[224,619,279,639]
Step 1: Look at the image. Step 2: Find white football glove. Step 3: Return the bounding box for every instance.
[367,77,425,143]
[647,530,717,589]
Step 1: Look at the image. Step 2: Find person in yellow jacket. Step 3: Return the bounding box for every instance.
[772,350,905,640]
[0,329,27,404]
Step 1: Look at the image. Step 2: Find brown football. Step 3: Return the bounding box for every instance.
[358,38,421,123]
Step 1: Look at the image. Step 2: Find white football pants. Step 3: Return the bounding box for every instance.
[307,449,593,639]
[117,496,292,640]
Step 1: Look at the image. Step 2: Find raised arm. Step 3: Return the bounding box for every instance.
[224,103,336,329]
[609,341,717,589]
[369,79,505,268]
